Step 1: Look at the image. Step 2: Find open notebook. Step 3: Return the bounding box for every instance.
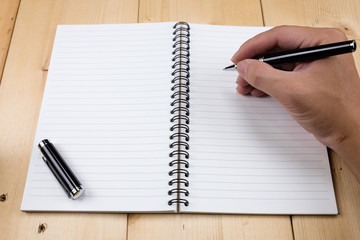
[21,22,337,214]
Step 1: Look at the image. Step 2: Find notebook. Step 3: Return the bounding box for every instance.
[21,22,338,214]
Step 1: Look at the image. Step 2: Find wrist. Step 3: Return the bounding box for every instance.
[323,122,360,182]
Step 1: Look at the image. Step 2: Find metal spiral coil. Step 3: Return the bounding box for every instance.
[169,178,189,187]
[171,76,190,85]
[168,188,189,196]
[169,141,189,150]
[169,159,189,168]
[169,132,190,141]
[171,99,190,108]
[169,169,190,177]
[169,150,190,159]
[168,22,191,207]
[171,91,189,101]
[168,198,189,207]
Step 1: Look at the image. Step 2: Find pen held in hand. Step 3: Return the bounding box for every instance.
[224,40,356,71]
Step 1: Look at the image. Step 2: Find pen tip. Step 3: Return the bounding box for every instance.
[223,64,236,71]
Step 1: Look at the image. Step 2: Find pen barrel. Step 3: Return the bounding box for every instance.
[39,139,83,199]
[262,40,356,66]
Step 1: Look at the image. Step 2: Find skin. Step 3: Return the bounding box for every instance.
[232,26,360,182]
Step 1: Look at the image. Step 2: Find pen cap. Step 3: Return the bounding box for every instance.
[38,139,85,200]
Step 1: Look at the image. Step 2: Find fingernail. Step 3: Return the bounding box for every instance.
[237,61,248,78]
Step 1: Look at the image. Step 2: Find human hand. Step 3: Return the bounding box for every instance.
[232,26,360,181]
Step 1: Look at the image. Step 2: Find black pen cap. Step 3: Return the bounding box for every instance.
[38,139,85,200]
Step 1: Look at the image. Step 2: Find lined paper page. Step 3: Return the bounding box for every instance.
[182,24,337,214]
[21,23,175,212]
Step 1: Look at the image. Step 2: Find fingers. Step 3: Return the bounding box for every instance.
[236,76,267,96]
[236,59,293,100]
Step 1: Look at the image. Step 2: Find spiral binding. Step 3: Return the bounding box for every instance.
[168,22,190,207]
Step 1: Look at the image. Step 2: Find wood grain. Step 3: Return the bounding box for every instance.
[128,1,294,239]
[128,214,293,240]
[0,0,138,239]
[139,0,263,26]
[0,0,20,83]
[261,0,360,239]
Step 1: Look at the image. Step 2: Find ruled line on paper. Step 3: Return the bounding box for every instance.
[190,130,307,134]
[187,196,330,200]
[55,53,170,59]
[189,110,290,114]
[33,163,168,167]
[190,180,328,184]
[190,96,278,102]
[30,187,170,190]
[189,158,322,163]
[48,82,170,87]
[190,151,323,156]
[56,44,171,49]
[44,108,170,112]
[57,38,166,43]
[188,188,329,193]
[43,121,170,125]
[29,194,170,198]
[190,143,322,149]
[46,96,171,100]
[33,171,167,175]
[191,104,285,109]
[190,116,295,121]
[189,166,325,170]
[51,71,171,76]
[31,179,166,182]
[59,27,171,33]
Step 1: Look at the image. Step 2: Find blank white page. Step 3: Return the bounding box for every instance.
[181,24,337,214]
[21,23,176,212]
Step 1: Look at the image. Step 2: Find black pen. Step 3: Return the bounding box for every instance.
[223,40,356,70]
[38,139,85,200]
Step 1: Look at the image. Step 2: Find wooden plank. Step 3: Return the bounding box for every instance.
[139,0,263,26]
[128,1,294,239]
[0,0,20,83]
[0,0,139,239]
[128,214,293,240]
[261,0,360,239]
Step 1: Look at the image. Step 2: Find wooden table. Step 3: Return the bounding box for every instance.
[1,0,359,239]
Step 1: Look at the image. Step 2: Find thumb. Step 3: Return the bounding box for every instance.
[237,59,292,99]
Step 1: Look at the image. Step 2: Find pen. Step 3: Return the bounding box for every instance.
[38,139,85,200]
[223,40,356,70]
